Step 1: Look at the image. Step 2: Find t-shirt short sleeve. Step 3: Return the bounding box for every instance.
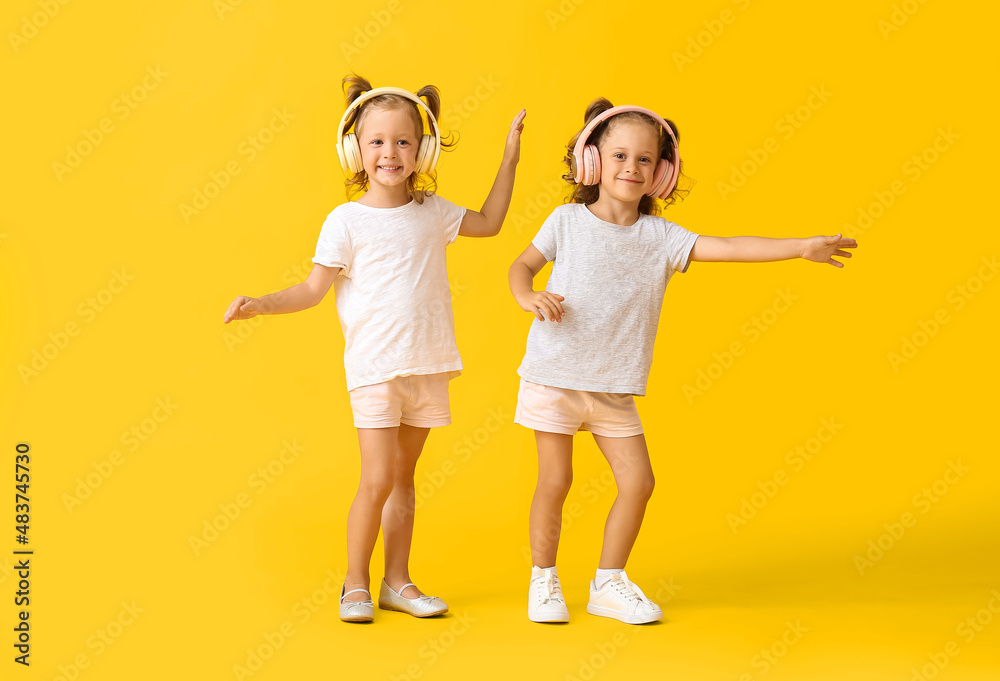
[432,195,467,245]
[531,209,561,262]
[664,221,700,274]
[312,210,352,276]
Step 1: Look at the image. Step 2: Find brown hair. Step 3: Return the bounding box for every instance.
[562,97,691,215]
[341,74,457,203]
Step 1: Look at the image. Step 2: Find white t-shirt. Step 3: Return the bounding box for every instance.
[517,202,699,396]
[312,194,467,391]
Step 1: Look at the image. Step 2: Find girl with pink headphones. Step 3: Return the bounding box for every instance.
[509,97,856,624]
[224,74,525,623]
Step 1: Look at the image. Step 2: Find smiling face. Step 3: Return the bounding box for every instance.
[356,105,422,190]
[596,118,661,203]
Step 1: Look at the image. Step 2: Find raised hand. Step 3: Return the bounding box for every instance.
[503,109,527,167]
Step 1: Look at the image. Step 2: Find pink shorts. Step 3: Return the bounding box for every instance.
[349,372,456,429]
[514,378,644,438]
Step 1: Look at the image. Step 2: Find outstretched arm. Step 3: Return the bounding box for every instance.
[458,109,526,238]
[690,234,858,267]
[223,263,340,323]
[509,244,565,322]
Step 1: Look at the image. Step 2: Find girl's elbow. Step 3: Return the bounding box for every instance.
[477,219,502,237]
[304,286,327,309]
[510,259,532,277]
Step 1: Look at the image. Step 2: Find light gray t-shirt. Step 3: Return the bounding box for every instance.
[517,202,699,396]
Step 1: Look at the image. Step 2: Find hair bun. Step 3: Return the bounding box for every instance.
[584,97,614,125]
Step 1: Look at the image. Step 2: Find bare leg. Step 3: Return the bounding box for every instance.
[381,424,430,598]
[529,431,574,568]
[343,427,398,603]
[592,433,655,569]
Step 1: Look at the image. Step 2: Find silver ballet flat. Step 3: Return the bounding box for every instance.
[378,580,448,617]
[339,585,374,622]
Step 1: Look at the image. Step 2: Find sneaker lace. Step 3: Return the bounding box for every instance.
[534,570,565,605]
[613,571,651,605]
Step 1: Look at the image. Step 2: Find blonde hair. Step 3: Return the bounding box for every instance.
[562,97,691,215]
[341,74,457,203]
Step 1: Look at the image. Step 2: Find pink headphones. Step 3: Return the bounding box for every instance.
[570,105,680,199]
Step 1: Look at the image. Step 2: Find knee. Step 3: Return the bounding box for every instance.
[358,470,394,505]
[621,472,654,502]
[391,461,417,488]
[536,471,573,501]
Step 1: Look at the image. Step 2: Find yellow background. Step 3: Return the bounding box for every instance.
[3,0,998,679]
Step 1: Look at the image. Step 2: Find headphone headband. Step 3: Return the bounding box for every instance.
[336,86,442,174]
[571,105,679,186]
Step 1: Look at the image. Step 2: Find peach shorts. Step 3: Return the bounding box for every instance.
[514,378,644,438]
[348,372,456,429]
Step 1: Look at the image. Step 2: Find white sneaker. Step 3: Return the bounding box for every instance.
[528,567,569,623]
[586,571,663,624]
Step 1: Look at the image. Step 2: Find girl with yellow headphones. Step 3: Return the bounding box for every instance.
[224,74,526,623]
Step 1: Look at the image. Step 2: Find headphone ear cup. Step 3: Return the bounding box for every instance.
[582,145,601,185]
[343,133,363,175]
[415,134,435,174]
[660,159,680,199]
[647,159,670,198]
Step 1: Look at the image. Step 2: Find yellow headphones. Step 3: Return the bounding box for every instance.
[336,86,442,176]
